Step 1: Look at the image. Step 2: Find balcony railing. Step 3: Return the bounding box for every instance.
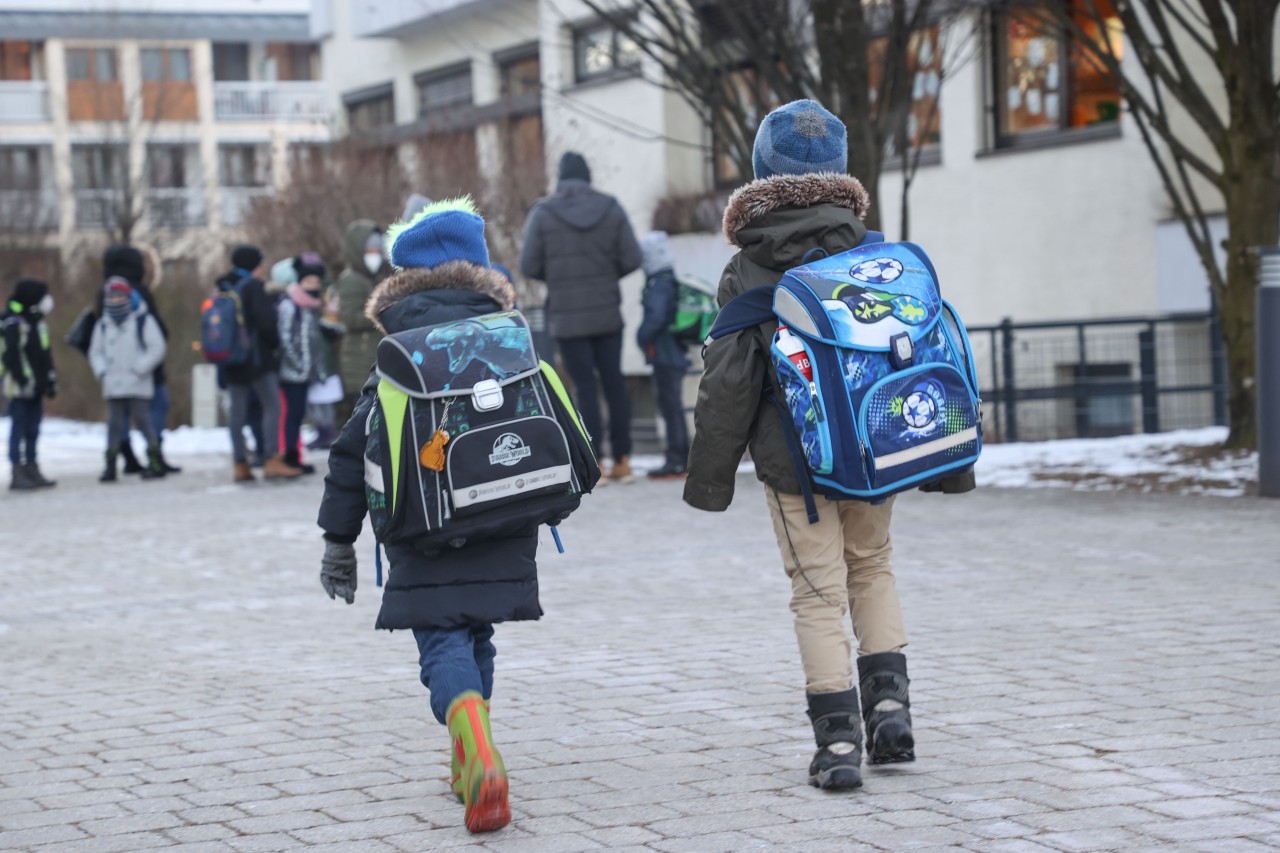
[213,81,329,121]
[74,189,127,230]
[148,187,207,230]
[220,186,272,227]
[0,188,58,230]
[0,81,50,123]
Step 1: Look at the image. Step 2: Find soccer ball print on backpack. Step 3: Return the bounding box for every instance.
[363,309,600,552]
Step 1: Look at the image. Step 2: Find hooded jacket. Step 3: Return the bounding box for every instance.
[636,235,690,370]
[336,219,386,393]
[316,261,543,631]
[214,269,280,385]
[89,295,167,400]
[2,278,55,400]
[684,172,870,511]
[519,178,642,339]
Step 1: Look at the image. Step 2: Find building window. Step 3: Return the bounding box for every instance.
[993,1,1122,146]
[876,26,943,158]
[66,47,116,81]
[218,144,270,187]
[0,41,39,81]
[415,64,473,118]
[71,144,126,190]
[147,144,190,188]
[141,48,191,82]
[344,83,395,134]
[499,50,540,98]
[213,43,249,81]
[573,21,641,83]
[0,146,41,190]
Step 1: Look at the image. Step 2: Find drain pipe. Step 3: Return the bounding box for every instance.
[1259,247,1280,497]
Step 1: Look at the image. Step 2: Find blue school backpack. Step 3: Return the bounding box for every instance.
[707,232,982,516]
[200,272,253,365]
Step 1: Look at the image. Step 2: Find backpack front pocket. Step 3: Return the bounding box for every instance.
[445,416,576,515]
[857,363,980,491]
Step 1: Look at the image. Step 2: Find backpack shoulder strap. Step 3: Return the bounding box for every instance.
[704,285,775,344]
[136,314,148,350]
[860,230,885,246]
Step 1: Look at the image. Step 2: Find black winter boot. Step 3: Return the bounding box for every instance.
[156,441,181,474]
[9,463,37,491]
[25,463,56,488]
[119,440,144,474]
[100,450,119,483]
[140,448,166,480]
[858,652,915,765]
[283,448,315,475]
[806,688,863,790]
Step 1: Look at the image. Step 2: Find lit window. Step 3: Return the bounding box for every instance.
[994,1,1123,144]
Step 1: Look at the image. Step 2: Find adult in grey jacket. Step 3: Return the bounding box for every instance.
[519,151,642,479]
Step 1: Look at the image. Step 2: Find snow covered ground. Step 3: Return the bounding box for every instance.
[0,417,1259,496]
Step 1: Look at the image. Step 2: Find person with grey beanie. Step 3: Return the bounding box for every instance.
[685,99,916,792]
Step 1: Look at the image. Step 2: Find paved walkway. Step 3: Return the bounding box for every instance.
[2,457,1279,852]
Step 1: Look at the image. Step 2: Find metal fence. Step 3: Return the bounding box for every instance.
[969,313,1228,443]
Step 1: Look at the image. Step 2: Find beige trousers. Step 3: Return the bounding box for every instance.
[763,486,907,694]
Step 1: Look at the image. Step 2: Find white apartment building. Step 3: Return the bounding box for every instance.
[0,0,330,267]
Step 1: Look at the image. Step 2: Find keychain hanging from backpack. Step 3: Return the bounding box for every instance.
[420,399,452,471]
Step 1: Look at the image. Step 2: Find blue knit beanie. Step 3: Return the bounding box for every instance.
[385,196,490,271]
[752,99,847,180]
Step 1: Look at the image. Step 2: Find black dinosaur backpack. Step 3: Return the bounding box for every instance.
[363,309,599,552]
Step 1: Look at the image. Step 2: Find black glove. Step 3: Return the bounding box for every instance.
[320,541,357,604]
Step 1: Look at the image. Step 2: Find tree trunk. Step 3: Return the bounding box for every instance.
[1220,150,1280,449]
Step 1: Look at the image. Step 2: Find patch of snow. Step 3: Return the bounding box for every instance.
[1,418,1258,496]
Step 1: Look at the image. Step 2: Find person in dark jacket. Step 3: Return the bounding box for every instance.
[218,244,298,481]
[519,151,642,483]
[685,100,915,792]
[98,245,181,475]
[635,231,690,480]
[317,198,531,835]
[3,277,57,490]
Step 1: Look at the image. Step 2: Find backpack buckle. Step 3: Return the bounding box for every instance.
[889,333,914,370]
[472,379,504,411]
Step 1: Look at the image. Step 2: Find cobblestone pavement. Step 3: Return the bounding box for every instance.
[2,457,1279,852]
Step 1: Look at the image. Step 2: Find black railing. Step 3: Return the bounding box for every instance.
[970,312,1228,443]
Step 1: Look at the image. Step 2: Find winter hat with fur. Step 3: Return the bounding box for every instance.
[752,99,847,180]
[385,196,490,271]
[640,231,676,277]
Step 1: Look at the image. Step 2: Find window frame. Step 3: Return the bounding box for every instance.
[413,61,474,119]
[0,145,42,191]
[988,2,1123,151]
[571,19,641,84]
[343,82,396,134]
[217,143,270,188]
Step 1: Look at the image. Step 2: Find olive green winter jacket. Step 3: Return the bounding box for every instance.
[335,219,387,393]
[683,173,870,511]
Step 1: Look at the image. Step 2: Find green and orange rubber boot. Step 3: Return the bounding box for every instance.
[451,698,491,802]
[447,691,509,833]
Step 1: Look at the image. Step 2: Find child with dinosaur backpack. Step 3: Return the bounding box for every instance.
[685,100,943,793]
[316,198,598,834]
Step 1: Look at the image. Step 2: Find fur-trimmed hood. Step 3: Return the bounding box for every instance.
[722,172,869,247]
[364,261,517,334]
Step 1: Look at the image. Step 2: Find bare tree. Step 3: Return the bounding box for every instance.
[1025,0,1279,449]
[577,0,971,232]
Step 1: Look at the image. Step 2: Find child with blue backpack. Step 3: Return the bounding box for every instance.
[317,199,547,834]
[685,100,918,791]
